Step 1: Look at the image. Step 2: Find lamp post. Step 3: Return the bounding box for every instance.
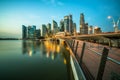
[108,16,120,32]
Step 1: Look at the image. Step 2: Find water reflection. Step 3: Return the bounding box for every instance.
[22,40,63,60]
[22,40,40,56]
[44,41,60,60]
[22,40,74,80]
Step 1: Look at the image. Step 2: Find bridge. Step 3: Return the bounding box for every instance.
[53,33,120,80]
[57,32,120,48]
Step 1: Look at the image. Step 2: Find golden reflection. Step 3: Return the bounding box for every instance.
[66,46,69,50]
[44,41,61,59]
[46,52,49,58]
[61,40,65,45]
[56,45,60,53]
[28,50,32,56]
[51,54,54,60]
[64,58,67,64]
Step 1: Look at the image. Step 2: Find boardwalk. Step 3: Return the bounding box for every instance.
[66,39,120,80]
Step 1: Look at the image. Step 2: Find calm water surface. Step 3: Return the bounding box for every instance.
[0,40,74,80]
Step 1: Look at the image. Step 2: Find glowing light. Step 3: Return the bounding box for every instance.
[94,26,98,29]
[108,16,111,19]
[64,58,67,64]
[51,54,54,60]
[29,50,32,56]
[56,45,60,53]
[66,47,69,50]
[46,52,49,58]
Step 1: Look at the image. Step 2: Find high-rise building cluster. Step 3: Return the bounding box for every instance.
[79,13,102,34]
[22,25,40,39]
[61,14,76,35]
[22,13,103,39]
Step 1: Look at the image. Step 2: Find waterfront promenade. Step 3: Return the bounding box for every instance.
[65,39,120,80]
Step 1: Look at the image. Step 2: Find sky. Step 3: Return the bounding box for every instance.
[0,0,120,38]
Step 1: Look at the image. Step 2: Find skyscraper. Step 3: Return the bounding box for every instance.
[69,14,73,34]
[80,13,88,34]
[28,25,36,39]
[22,25,41,39]
[47,23,51,31]
[88,26,93,34]
[64,14,73,35]
[22,25,27,39]
[73,23,76,35]
[41,24,47,37]
[94,27,102,34]
[47,23,51,37]
[64,16,69,33]
[52,20,58,34]
[35,29,41,39]
[60,19,64,31]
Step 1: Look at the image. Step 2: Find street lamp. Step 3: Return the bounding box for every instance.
[108,16,120,32]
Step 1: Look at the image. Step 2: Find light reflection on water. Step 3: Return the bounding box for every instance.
[0,40,74,80]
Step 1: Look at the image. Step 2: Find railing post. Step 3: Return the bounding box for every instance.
[96,47,109,80]
[70,39,73,47]
[109,39,112,47]
[72,40,75,51]
[74,41,79,56]
[79,42,86,64]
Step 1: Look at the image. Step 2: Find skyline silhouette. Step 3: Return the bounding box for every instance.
[0,0,120,38]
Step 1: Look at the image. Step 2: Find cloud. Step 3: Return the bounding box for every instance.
[51,0,55,4]
[29,15,41,19]
[57,1,64,6]
[42,0,64,6]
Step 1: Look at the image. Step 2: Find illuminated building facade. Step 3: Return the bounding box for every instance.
[64,14,73,35]
[88,26,93,34]
[94,27,102,34]
[80,13,88,34]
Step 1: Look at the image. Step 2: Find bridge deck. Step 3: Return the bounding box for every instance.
[67,39,120,80]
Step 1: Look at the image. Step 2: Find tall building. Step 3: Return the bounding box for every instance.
[22,25,41,39]
[80,13,88,34]
[69,15,73,34]
[41,24,47,37]
[47,23,51,32]
[73,23,76,35]
[64,15,73,35]
[22,25,27,39]
[64,16,69,33]
[52,20,58,34]
[60,19,64,31]
[88,26,93,34]
[47,23,51,37]
[35,29,41,39]
[28,25,36,39]
[94,27,102,34]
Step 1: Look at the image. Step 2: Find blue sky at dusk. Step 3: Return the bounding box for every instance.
[0,0,120,38]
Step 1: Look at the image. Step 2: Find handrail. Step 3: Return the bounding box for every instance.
[65,40,86,80]
[87,48,120,65]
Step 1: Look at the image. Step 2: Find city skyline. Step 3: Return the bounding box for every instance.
[0,0,120,38]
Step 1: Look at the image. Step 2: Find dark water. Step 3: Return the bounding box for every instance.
[0,40,74,80]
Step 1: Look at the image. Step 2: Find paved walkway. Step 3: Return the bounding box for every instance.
[70,39,120,80]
